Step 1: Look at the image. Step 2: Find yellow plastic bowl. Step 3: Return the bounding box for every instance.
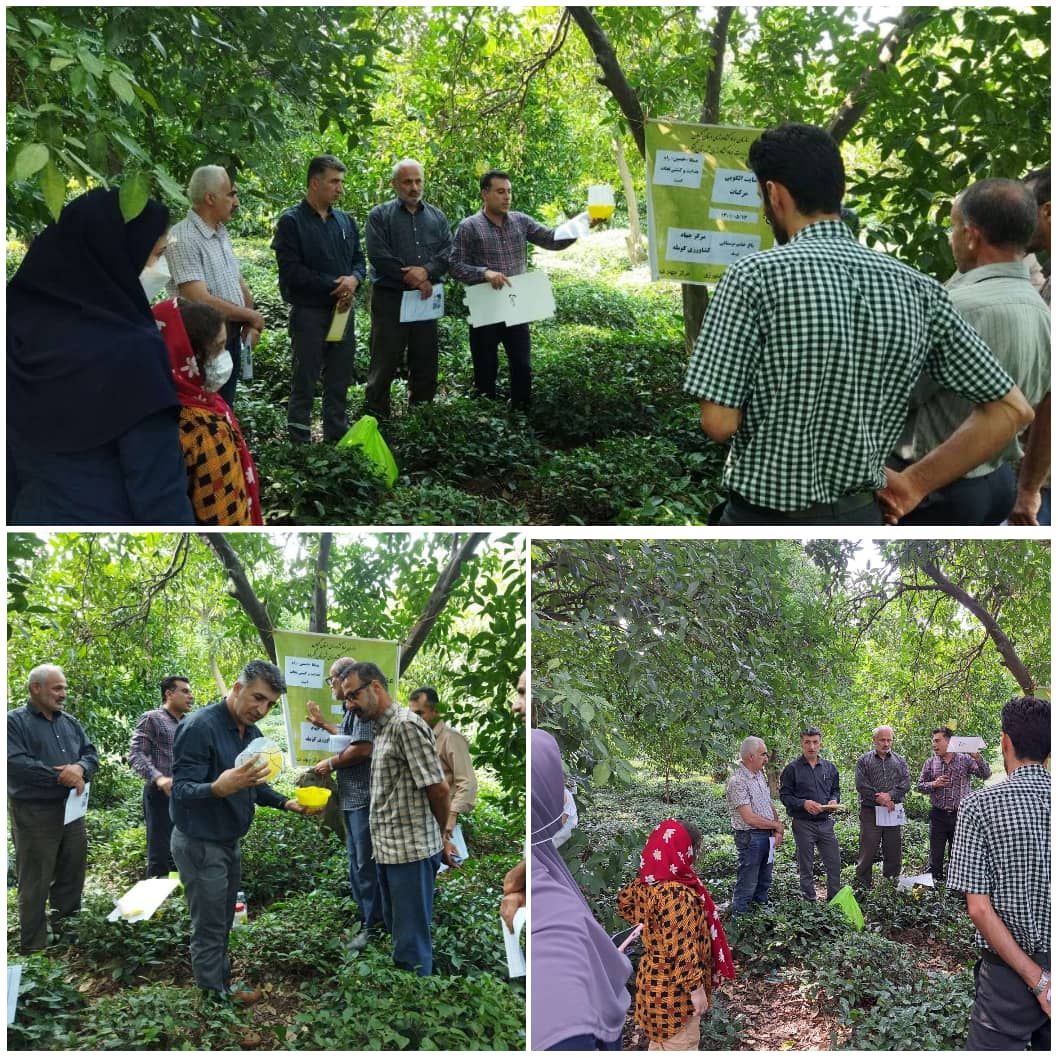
[295,787,332,808]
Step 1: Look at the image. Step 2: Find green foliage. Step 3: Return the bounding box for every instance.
[727,895,851,972]
[238,808,342,906]
[463,787,526,856]
[7,953,86,1049]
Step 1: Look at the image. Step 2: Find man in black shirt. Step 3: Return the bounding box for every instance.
[779,727,842,902]
[7,664,99,953]
[272,154,366,444]
[171,659,321,1003]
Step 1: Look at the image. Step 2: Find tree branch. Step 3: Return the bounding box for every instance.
[199,533,276,663]
[700,7,735,125]
[826,7,935,144]
[310,532,333,634]
[399,533,489,674]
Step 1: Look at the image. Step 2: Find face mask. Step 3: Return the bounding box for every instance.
[139,257,171,301]
[203,350,233,392]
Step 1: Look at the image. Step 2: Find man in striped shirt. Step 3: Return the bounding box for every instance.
[948,696,1050,1049]
[854,725,910,890]
[129,675,195,877]
[916,726,990,884]
[683,122,1033,525]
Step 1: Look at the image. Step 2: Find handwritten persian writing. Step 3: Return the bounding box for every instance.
[665,228,761,266]
[653,150,704,189]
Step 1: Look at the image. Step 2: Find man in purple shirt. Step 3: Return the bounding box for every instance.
[450,170,578,408]
[917,726,991,884]
[129,675,195,877]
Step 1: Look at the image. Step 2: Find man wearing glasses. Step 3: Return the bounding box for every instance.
[307,656,381,951]
[341,661,455,975]
[165,164,266,406]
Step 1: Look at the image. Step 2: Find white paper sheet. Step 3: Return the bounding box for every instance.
[553,211,590,241]
[64,782,89,825]
[465,271,556,328]
[7,965,21,1025]
[329,733,353,754]
[501,905,527,978]
[768,836,776,864]
[875,804,907,827]
[106,877,181,923]
[438,822,469,875]
[300,722,332,752]
[947,736,986,753]
[897,872,935,890]
[710,167,763,206]
[708,207,759,224]
[652,149,704,189]
[399,286,445,323]
[285,655,324,689]
[665,227,761,266]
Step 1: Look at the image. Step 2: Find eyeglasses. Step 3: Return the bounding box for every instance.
[345,683,370,701]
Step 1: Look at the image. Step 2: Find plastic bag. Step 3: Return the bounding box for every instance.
[336,414,398,488]
[829,884,864,931]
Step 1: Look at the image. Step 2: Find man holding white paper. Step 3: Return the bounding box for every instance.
[273,155,366,444]
[364,159,452,419]
[7,664,99,953]
[451,169,579,409]
[854,725,911,890]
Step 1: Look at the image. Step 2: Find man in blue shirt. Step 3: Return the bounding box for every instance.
[272,155,367,444]
[171,659,321,1004]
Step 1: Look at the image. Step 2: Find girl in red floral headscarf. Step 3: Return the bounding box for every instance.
[616,818,735,1051]
[153,297,263,525]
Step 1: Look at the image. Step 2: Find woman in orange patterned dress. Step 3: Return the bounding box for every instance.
[616,818,734,1050]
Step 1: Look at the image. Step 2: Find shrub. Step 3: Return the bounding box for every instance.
[372,481,527,526]
[727,894,851,972]
[238,806,343,904]
[463,791,524,856]
[7,953,86,1050]
[89,762,147,809]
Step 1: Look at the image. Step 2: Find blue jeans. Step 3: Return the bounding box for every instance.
[377,853,442,975]
[732,830,774,914]
[344,807,381,930]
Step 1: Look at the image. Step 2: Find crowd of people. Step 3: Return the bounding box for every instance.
[7,155,585,525]
[8,658,525,1005]
[531,697,1050,1051]
[8,124,1048,527]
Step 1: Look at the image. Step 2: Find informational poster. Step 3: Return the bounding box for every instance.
[273,629,400,767]
[646,119,773,285]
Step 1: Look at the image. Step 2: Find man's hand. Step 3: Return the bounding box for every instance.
[970,752,984,764]
[212,756,270,797]
[306,699,326,726]
[54,763,85,790]
[875,792,895,809]
[690,985,711,1016]
[500,890,525,932]
[1008,489,1042,526]
[401,265,429,288]
[442,839,460,868]
[484,269,511,289]
[285,799,325,816]
[1035,969,1051,1016]
[772,822,784,846]
[313,759,333,778]
[241,324,262,347]
[933,774,951,788]
[331,275,359,302]
[242,309,266,333]
[155,775,174,796]
[803,799,823,816]
[877,467,925,525]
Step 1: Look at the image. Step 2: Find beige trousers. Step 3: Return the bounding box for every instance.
[648,1015,701,1051]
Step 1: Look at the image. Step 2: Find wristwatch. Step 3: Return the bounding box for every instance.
[1031,969,1050,996]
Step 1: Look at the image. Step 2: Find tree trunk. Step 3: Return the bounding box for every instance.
[209,654,227,697]
[614,136,644,264]
[681,285,709,356]
[826,7,935,144]
[700,7,735,125]
[199,533,277,663]
[919,560,1036,694]
[399,533,489,674]
[309,533,333,634]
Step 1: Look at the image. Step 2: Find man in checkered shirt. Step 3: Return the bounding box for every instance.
[340,661,455,975]
[683,122,1034,525]
[948,696,1050,1050]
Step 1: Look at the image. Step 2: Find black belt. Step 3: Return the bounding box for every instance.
[730,489,878,520]
[982,949,1049,967]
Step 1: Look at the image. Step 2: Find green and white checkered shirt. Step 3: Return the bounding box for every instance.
[368,704,444,865]
[947,764,1050,953]
[683,220,1016,512]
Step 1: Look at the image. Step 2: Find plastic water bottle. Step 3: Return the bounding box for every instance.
[233,891,248,928]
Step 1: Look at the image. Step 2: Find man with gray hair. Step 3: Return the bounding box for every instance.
[854,725,911,890]
[364,158,452,419]
[165,164,266,406]
[892,178,1050,524]
[171,660,323,1004]
[725,735,784,916]
[8,664,99,953]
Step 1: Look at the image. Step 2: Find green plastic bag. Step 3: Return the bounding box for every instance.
[829,884,864,931]
[336,415,398,488]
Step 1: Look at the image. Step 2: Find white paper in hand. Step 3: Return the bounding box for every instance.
[768,836,776,864]
[875,804,907,827]
[399,287,445,322]
[64,782,89,825]
[501,906,527,978]
[553,211,590,241]
[947,736,986,753]
[7,965,21,1025]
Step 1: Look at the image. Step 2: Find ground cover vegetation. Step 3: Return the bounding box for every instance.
[532,537,1049,1049]
[7,531,526,1050]
[6,7,1050,524]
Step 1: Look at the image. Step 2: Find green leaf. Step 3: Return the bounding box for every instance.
[592,761,611,786]
[76,49,104,77]
[86,131,108,171]
[153,166,186,203]
[40,160,65,220]
[108,70,136,106]
[13,142,49,181]
[49,56,75,72]
[118,170,151,221]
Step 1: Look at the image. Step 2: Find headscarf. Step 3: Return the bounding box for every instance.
[530,729,631,1050]
[152,298,264,525]
[7,188,178,452]
[638,818,735,983]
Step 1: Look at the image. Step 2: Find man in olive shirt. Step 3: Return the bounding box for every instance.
[683,122,1033,525]
[894,179,1050,524]
[7,664,99,953]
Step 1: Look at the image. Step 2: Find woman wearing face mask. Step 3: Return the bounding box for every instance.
[154,297,263,524]
[7,187,194,524]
